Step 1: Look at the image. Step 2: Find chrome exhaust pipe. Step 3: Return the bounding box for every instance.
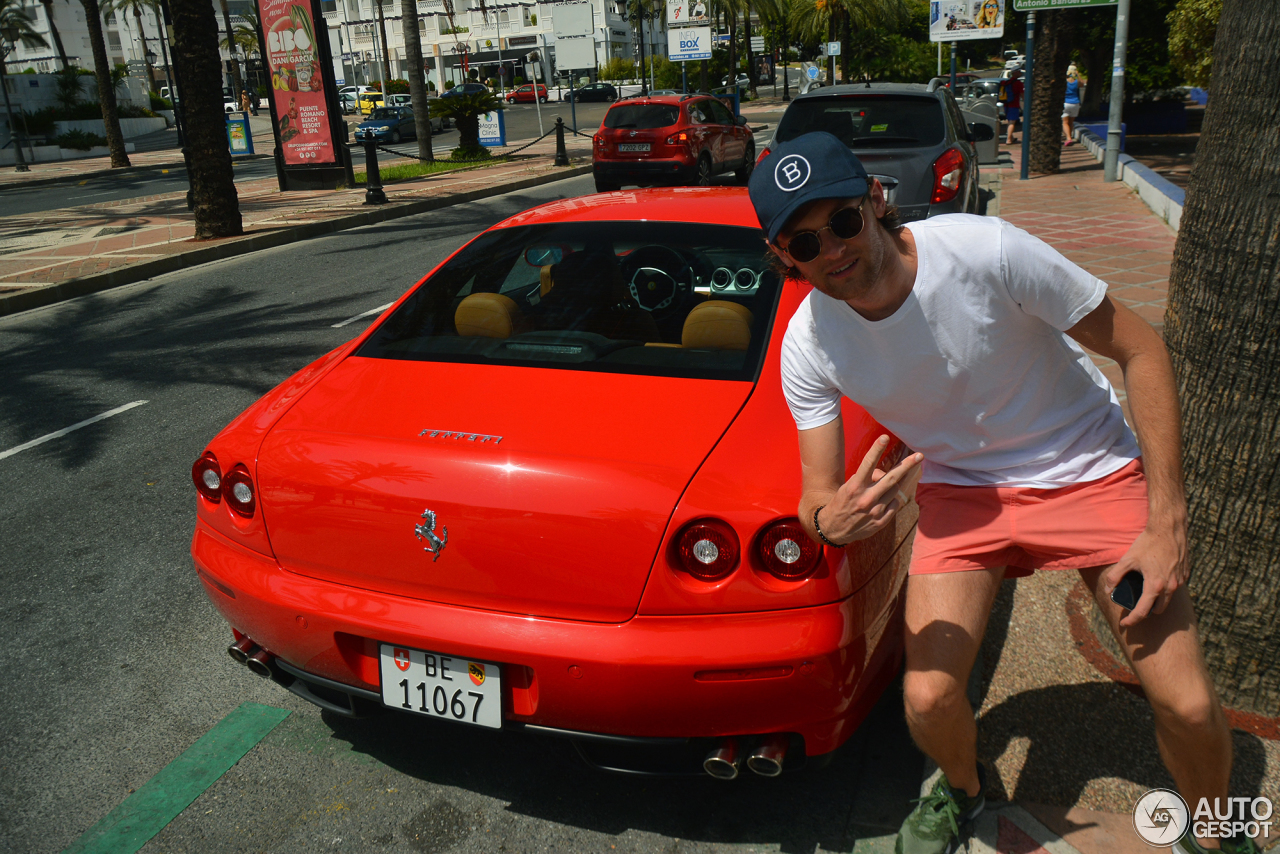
[703,738,742,780]
[747,734,789,777]
[228,637,257,664]
[245,648,274,679]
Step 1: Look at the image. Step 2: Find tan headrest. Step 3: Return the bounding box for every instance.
[455,292,525,338]
[682,300,753,350]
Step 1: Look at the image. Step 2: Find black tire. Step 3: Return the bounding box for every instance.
[539,96,547,103]
[694,155,714,187]
[390,129,401,143]
[594,177,620,192]
[736,143,755,183]
[606,93,616,101]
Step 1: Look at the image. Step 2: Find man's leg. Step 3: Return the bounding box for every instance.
[1079,565,1232,850]
[903,566,1007,797]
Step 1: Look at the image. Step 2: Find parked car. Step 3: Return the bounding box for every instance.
[441,82,490,99]
[380,93,450,129]
[721,73,751,90]
[565,82,618,103]
[761,82,988,222]
[223,96,240,114]
[959,78,1005,120]
[339,92,359,114]
[505,83,549,104]
[359,92,385,115]
[354,107,427,142]
[190,187,911,777]
[593,94,755,192]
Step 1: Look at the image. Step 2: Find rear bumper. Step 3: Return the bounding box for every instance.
[593,158,697,185]
[192,521,907,757]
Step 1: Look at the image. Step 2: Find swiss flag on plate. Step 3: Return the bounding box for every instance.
[393,648,411,671]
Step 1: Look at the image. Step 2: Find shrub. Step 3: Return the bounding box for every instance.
[599,57,635,81]
[150,94,173,110]
[116,103,159,119]
[21,67,37,74]
[385,78,410,94]
[443,80,455,90]
[57,129,108,150]
[23,107,59,136]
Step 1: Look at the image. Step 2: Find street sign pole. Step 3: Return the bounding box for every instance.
[1019,11,1035,181]
[950,41,957,91]
[1103,0,1130,182]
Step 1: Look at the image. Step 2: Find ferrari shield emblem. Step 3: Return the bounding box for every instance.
[393,648,411,672]
[469,662,485,686]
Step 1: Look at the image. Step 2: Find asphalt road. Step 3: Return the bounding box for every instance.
[0,174,920,854]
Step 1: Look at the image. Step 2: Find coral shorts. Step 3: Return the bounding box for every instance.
[909,459,1148,577]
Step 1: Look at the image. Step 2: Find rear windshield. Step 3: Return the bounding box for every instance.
[775,95,945,148]
[358,221,779,381]
[604,104,681,129]
[369,108,399,120]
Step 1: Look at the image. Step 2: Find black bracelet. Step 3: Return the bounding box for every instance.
[813,505,841,548]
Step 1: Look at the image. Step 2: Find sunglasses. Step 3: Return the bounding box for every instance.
[777,199,867,263]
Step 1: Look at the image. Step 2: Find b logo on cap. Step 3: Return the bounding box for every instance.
[775,154,811,192]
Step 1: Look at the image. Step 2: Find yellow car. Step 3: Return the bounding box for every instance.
[358,92,384,115]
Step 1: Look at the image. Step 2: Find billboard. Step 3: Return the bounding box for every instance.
[668,26,711,61]
[928,0,1005,41]
[259,0,337,165]
[553,0,594,37]
[666,0,709,26]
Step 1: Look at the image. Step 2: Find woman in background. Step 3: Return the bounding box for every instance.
[1062,64,1081,145]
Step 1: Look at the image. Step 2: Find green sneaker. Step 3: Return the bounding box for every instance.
[895,765,986,854]
[1174,830,1263,854]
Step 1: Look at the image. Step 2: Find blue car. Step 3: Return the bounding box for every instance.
[354,107,418,143]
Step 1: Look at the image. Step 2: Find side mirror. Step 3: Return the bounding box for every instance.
[736,114,748,126]
[969,122,995,142]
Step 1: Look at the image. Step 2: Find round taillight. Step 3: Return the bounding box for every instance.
[222,465,256,518]
[757,519,822,580]
[191,452,221,503]
[675,520,740,580]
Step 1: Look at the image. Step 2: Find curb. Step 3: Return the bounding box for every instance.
[1076,129,1183,231]
[0,153,271,191]
[0,164,592,319]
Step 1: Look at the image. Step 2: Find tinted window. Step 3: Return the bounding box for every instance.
[369,108,398,120]
[358,222,779,381]
[706,99,734,124]
[776,95,946,148]
[604,104,680,129]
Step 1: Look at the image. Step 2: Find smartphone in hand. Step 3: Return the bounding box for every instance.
[1110,570,1144,611]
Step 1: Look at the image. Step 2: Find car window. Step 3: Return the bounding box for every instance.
[604,104,680,129]
[688,100,712,124]
[775,95,946,148]
[370,108,397,120]
[358,221,779,381]
[706,99,734,124]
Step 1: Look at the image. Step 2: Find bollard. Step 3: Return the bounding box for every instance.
[554,117,569,167]
[363,138,387,205]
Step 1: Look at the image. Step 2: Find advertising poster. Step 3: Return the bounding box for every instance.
[666,0,709,25]
[929,0,1005,41]
[259,0,337,165]
[668,26,711,61]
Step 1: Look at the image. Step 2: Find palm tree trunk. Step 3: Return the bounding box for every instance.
[839,7,850,84]
[744,3,756,97]
[133,5,157,91]
[401,0,432,159]
[1027,10,1073,174]
[218,0,244,99]
[1163,0,1280,717]
[167,0,242,237]
[827,14,835,83]
[376,0,393,84]
[80,0,130,167]
[727,11,737,92]
[40,0,70,69]
[700,58,707,92]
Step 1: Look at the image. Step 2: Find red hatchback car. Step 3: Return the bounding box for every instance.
[190,188,913,778]
[592,94,756,192]
[505,83,548,104]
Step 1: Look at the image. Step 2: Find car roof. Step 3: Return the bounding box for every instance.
[791,82,941,101]
[493,187,760,230]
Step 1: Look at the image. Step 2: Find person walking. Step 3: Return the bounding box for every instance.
[1062,63,1081,145]
[1001,68,1023,145]
[746,131,1257,854]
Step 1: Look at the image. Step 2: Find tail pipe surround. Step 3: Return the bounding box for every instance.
[747,734,789,777]
[245,648,275,678]
[703,738,742,780]
[227,637,256,664]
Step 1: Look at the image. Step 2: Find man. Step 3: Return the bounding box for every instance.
[1002,68,1023,145]
[746,132,1253,854]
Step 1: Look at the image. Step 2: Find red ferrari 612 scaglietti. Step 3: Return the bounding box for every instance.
[190,187,915,778]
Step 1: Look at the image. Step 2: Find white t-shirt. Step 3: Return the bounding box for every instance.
[780,214,1140,488]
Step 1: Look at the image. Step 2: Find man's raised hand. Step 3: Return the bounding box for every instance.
[815,436,923,545]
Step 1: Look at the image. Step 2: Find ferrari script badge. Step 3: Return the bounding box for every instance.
[414,509,449,561]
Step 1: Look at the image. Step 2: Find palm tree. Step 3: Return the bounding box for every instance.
[78,0,130,166]
[38,0,70,68]
[788,0,906,84]
[0,0,47,171]
[101,0,159,90]
[400,0,433,160]
[433,89,502,158]
[214,0,243,101]
[167,0,241,237]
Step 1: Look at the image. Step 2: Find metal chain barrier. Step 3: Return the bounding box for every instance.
[346,122,563,165]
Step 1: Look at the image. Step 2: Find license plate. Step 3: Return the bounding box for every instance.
[618,143,650,152]
[379,644,502,729]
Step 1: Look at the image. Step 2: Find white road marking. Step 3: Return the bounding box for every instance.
[0,400,149,461]
[332,302,393,328]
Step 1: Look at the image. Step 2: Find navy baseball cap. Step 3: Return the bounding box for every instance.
[748,132,871,243]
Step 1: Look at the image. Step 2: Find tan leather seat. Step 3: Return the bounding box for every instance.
[682,300,753,350]
[455,292,527,338]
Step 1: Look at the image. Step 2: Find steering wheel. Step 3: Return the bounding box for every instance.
[619,245,695,314]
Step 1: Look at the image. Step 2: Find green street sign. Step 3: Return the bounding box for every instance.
[1013,0,1116,8]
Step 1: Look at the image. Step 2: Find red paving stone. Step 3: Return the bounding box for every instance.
[997,815,1050,854]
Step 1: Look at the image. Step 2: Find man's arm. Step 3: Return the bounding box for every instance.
[1066,294,1187,626]
[798,418,923,546]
